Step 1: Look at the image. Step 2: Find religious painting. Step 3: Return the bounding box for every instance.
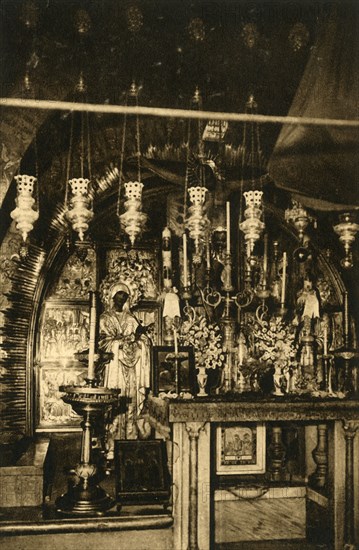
[152,345,195,395]
[216,423,266,475]
[39,303,90,362]
[38,365,87,427]
[114,440,171,507]
[37,302,90,428]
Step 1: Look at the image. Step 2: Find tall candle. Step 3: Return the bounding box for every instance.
[206,239,211,270]
[238,344,243,366]
[183,233,188,286]
[162,227,172,289]
[343,291,349,348]
[226,201,231,254]
[174,328,178,356]
[323,324,328,356]
[263,233,268,286]
[281,252,287,305]
[88,291,97,380]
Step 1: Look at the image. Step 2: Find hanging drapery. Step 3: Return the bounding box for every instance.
[268,7,359,210]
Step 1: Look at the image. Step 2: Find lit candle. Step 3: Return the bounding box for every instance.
[88,291,97,380]
[238,344,243,366]
[226,201,231,254]
[281,252,287,306]
[263,233,268,287]
[174,328,178,356]
[206,239,211,270]
[323,324,328,356]
[183,233,188,286]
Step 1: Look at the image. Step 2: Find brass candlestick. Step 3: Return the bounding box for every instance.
[56,383,120,516]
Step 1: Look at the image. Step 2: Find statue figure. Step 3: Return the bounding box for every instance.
[99,283,151,458]
[295,274,320,337]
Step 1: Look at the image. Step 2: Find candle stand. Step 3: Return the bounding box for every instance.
[56,382,120,516]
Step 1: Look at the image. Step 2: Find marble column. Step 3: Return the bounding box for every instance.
[343,420,358,547]
[185,422,205,550]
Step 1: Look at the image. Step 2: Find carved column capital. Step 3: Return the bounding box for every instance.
[185,421,206,440]
[343,420,359,439]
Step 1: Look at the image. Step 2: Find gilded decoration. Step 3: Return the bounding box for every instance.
[50,247,96,299]
[103,248,158,305]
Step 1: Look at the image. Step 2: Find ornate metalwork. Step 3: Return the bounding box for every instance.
[11,175,39,243]
[333,212,359,269]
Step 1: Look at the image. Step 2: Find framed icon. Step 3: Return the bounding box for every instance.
[152,345,195,395]
[114,439,171,507]
[216,423,266,475]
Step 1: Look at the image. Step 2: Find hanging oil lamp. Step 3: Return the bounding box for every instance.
[64,74,94,241]
[184,87,210,264]
[333,212,359,269]
[117,82,147,245]
[66,177,93,241]
[119,181,147,246]
[186,185,209,263]
[239,96,265,258]
[11,174,39,243]
[239,189,265,256]
[285,199,316,262]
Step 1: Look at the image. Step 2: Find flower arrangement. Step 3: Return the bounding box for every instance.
[179,314,225,370]
[251,315,298,371]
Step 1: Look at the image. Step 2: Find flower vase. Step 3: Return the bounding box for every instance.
[272,364,284,396]
[197,366,208,397]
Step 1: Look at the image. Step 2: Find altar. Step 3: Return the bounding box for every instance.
[159,397,359,550]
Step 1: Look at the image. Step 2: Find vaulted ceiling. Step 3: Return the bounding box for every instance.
[0,0,358,242]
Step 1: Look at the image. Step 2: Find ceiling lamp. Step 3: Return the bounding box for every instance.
[118,82,147,246]
[285,199,315,242]
[185,87,210,263]
[64,74,94,241]
[239,95,265,257]
[333,212,359,269]
[10,69,39,251]
[11,174,39,243]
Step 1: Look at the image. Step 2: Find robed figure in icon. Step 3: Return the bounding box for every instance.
[99,283,151,457]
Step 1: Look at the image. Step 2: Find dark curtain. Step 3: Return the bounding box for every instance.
[268,6,359,210]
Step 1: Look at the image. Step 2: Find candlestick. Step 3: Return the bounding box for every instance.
[183,233,188,287]
[281,252,287,306]
[88,291,97,380]
[226,201,231,254]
